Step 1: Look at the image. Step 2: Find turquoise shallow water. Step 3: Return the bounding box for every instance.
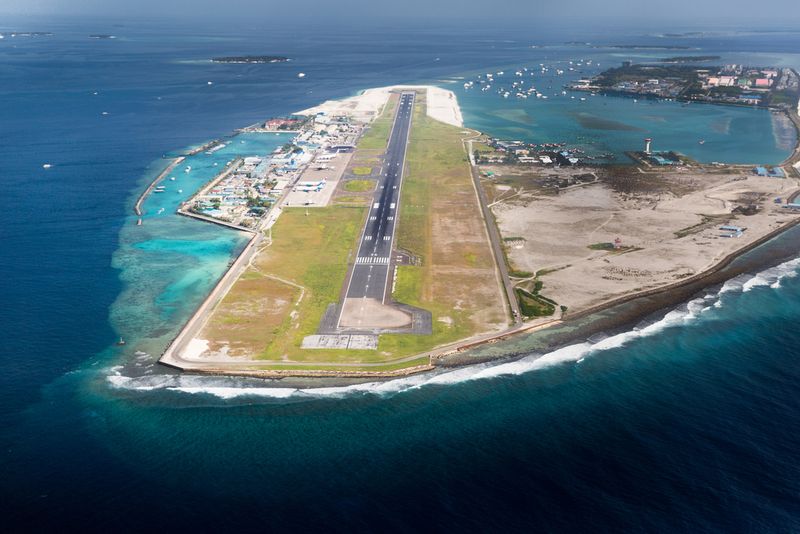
[452,46,796,164]
[109,132,290,355]
[4,21,800,531]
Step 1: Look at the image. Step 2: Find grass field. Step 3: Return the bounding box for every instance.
[198,89,506,370]
[352,166,372,175]
[343,179,375,192]
[355,93,398,150]
[201,206,385,363]
[382,94,507,352]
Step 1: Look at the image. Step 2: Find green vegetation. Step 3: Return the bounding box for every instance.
[769,90,800,107]
[660,55,721,63]
[515,288,556,317]
[334,195,368,204]
[588,242,616,250]
[382,93,506,353]
[254,356,431,373]
[588,242,641,254]
[356,95,399,149]
[202,90,505,370]
[596,64,703,87]
[352,166,372,175]
[675,214,730,238]
[343,179,375,192]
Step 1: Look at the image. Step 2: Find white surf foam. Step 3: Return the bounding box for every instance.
[106,256,800,400]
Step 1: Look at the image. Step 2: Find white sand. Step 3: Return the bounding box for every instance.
[182,338,209,360]
[296,85,463,127]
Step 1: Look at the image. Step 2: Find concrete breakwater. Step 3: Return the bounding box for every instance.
[133,156,184,216]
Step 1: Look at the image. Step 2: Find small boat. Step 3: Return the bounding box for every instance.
[158,208,165,214]
[42,163,52,169]
[169,176,176,181]
[298,72,306,78]
[207,81,213,85]
[185,166,191,172]
[177,189,183,193]
[116,337,126,346]
[699,140,705,145]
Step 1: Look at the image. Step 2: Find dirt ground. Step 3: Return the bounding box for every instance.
[486,164,800,312]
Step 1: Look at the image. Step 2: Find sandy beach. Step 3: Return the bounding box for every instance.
[296,84,463,127]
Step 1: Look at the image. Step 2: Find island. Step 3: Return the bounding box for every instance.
[570,62,800,108]
[211,56,290,64]
[0,31,53,38]
[134,78,800,381]
[659,55,721,63]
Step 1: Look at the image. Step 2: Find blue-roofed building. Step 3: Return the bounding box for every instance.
[753,166,768,176]
[768,167,786,178]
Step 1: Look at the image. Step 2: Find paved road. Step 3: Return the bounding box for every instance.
[339,92,415,311]
[466,138,523,325]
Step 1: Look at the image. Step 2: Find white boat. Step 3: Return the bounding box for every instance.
[298,72,306,78]
[42,163,52,169]
[177,189,183,193]
[185,166,191,172]
[169,176,176,181]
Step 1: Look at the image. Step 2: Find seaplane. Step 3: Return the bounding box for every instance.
[296,178,326,192]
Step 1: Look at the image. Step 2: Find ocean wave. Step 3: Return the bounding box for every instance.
[106,256,800,400]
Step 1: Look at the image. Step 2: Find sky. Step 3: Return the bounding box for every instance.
[2,0,799,26]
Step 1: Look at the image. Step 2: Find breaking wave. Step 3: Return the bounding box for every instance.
[106,256,800,401]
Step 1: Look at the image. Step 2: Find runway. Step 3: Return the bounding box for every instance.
[337,92,415,327]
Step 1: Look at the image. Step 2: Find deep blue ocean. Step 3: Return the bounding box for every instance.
[3,17,800,531]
